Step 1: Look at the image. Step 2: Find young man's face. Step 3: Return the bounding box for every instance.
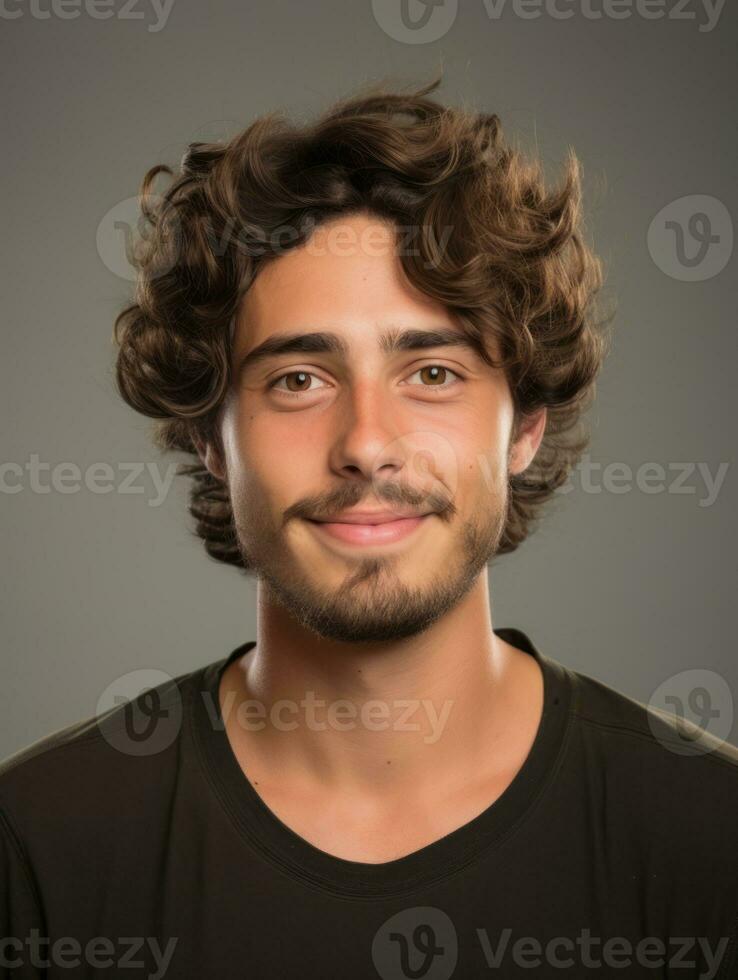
[200,212,545,643]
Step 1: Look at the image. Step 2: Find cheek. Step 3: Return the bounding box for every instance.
[423,443,504,529]
[226,408,321,509]
[457,417,511,502]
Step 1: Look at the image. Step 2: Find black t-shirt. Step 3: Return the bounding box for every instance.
[1,627,737,979]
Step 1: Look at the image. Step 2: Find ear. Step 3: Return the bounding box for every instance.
[509,406,547,476]
[192,432,227,483]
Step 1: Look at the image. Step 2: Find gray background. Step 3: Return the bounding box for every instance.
[2,0,736,759]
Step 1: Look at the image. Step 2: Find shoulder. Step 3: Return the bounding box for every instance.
[0,662,209,834]
[564,663,738,868]
[567,662,738,773]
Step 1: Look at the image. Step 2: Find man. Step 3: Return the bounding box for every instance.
[2,76,737,979]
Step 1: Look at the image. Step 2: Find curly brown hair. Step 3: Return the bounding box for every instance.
[113,72,612,572]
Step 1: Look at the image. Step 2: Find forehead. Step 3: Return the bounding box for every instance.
[233,212,460,353]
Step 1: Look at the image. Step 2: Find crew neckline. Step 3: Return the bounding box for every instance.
[190,627,573,899]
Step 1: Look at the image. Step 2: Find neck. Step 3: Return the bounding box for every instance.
[220,572,542,797]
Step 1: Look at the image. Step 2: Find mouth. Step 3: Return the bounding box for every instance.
[305,514,432,546]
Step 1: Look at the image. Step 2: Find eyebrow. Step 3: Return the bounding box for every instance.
[236,327,486,376]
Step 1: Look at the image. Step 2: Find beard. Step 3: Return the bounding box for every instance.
[229,472,510,645]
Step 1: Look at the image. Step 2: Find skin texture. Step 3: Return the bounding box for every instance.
[196,211,548,863]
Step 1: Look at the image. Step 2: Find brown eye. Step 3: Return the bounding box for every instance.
[284,371,311,391]
[420,366,447,385]
[406,365,462,389]
[270,371,328,396]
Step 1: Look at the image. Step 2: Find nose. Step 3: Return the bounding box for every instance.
[327,379,406,483]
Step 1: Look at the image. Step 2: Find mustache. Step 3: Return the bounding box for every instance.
[283,480,456,525]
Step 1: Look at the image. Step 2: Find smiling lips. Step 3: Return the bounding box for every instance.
[307,511,432,545]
